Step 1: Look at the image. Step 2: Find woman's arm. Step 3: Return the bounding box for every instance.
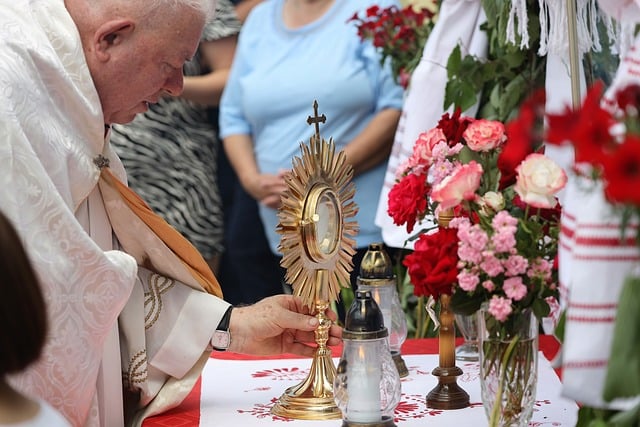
[342,108,401,176]
[223,133,287,208]
[180,35,238,106]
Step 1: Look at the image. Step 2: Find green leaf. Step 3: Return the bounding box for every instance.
[446,44,462,79]
[531,297,551,319]
[450,290,483,315]
[609,402,640,426]
[554,310,566,344]
[603,276,640,401]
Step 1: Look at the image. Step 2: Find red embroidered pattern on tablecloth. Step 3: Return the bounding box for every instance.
[235,393,558,422]
[253,367,305,381]
[237,363,558,422]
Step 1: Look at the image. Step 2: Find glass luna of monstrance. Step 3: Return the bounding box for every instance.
[270,101,359,420]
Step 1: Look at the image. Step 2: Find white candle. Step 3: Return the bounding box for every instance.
[346,342,382,422]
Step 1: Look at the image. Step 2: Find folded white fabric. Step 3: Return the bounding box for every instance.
[560,179,640,410]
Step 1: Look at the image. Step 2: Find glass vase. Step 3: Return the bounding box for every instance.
[455,312,479,361]
[478,306,538,427]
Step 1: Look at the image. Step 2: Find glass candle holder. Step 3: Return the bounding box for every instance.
[356,243,409,377]
[334,290,401,427]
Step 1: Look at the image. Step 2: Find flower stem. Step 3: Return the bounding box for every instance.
[488,334,521,427]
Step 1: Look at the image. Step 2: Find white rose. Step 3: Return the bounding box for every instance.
[514,153,567,208]
[482,191,505,211]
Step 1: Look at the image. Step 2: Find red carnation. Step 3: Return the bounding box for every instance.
[546,82,617,165]
[402,227,459,299]
[601,135,640,205]
[387,173,429,233]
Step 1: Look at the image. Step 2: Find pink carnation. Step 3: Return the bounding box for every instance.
[482,280,496,292]
[491,231,517,253]
[457,270,480,291]
[480,253,504,277]
[503,276,527,301]
[492,210,518,232]
[488,296,513,322]
[431,161,483,210]
[503,254,529,276]
[462,119,507,152]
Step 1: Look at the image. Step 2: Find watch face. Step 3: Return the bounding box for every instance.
[211,330,230,351]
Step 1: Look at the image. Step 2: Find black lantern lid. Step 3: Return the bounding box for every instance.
[342,290,388,340]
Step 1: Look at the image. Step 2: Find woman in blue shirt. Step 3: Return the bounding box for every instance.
[220,0,403,303]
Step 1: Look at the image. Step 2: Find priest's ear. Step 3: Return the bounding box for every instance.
[93,19,135,62]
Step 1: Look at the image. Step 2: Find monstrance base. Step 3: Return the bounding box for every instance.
[270,344,341,420]
[271,389,342,420]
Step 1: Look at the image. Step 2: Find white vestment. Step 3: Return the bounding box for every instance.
[0,1,229,425]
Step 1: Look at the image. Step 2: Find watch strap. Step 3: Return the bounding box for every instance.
[217,305,233,331]
[211,305,233,351]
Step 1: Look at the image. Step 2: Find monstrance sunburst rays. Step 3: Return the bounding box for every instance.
[276,135,358,309]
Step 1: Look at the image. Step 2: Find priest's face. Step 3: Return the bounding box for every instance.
[88,6,205,125]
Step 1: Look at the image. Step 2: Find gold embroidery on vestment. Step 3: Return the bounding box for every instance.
[123,349,148,389]
[144,273,175,330]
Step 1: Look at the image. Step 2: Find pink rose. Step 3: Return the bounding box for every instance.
[408,128,447,168]
[462,119,507,152]
[514,153,567,209]
[431,161,483,210]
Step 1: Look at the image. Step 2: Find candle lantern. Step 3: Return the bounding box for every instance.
[334,290,401,427]
[356,243,408,378]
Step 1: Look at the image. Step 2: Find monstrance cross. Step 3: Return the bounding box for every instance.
[306,100,326,140]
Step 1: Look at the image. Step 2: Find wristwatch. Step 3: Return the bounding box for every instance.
[211,305,233,351]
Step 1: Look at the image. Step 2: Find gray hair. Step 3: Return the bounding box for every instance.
[139,0,216,22]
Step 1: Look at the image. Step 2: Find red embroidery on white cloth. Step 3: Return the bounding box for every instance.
[566,315,615,323]
[564,360,609,369]
[568,302,618,309]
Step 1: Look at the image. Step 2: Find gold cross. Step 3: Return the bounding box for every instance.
[306,100,326,140]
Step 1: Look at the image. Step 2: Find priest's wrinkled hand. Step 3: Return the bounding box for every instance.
[227,294,342,357]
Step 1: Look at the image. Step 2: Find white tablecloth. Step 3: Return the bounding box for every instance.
[200,353,578,426]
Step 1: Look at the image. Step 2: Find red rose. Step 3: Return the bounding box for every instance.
[387,173,429,233]
[402,227,459,298]
[437,108,471,145]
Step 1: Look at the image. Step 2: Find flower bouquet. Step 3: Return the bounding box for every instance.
[387,94,566,426]
[348,4,436,89]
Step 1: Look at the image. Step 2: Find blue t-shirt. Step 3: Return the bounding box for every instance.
[220,0,404,254]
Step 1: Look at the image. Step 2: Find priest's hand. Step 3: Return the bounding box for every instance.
[227,294,342,357]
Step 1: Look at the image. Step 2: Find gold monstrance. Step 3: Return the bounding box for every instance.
[271,101,359,420]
